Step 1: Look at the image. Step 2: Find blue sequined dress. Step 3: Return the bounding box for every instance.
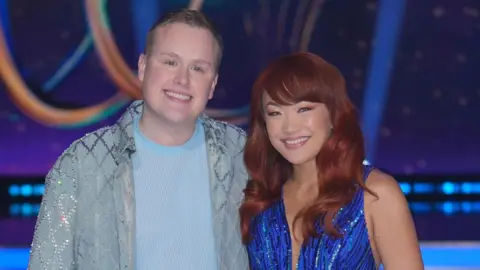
[246,165,376,270]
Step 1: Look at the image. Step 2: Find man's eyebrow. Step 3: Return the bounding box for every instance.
[159,52,179,58]
[158,52,212,66]
[193,59,212,67]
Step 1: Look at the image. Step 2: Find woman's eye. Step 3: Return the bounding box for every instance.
[298,107,312,113]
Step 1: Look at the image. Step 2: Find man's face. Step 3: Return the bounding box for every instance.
[138,23,219,126]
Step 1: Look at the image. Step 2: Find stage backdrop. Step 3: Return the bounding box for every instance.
[0,0,479,176]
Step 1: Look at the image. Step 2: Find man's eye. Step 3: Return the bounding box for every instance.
[164,60,176,66]
[192,66,204,72]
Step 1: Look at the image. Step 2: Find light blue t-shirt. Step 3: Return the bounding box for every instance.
[132,118,217,269]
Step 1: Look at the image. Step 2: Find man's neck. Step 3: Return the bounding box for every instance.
[138,113,197,146]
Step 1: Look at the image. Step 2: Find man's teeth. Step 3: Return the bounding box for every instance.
[285,137,309,144]
[165,90,191,100]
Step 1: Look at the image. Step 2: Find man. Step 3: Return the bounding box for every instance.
[28,9,249,270]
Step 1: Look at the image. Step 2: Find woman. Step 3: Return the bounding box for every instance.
[239,52,423,269]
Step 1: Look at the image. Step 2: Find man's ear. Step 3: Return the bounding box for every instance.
[137,54,147,82]
[208,74,218,100]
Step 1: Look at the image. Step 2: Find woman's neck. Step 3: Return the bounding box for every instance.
[288,160,319,197]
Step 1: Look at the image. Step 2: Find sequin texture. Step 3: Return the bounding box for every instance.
[246,165,376,270]
[27,101,250,269]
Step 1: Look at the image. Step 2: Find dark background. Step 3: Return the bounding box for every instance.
[1,0,478,176]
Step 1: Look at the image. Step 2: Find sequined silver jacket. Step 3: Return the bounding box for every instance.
[28,101,249,270]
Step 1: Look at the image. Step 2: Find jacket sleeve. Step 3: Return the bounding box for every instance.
[28,151,79,270]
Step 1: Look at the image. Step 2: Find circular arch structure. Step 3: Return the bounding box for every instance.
[1,0,322,127]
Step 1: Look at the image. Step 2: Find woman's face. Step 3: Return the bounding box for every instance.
[263,93,332,166]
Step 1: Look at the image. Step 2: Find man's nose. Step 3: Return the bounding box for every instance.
[174,67,190,87]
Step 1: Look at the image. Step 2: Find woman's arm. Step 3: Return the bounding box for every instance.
[366,171,424,270]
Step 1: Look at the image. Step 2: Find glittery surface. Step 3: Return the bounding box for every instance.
[247,165,376,270]
[27,150,78,270]
[27,101,250,270]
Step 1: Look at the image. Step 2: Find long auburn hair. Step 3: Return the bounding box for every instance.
[240,52,373,244]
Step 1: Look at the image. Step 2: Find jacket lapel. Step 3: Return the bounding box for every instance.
[112,158,136,270]
[202,118,232,268]
[110,101,141,270]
